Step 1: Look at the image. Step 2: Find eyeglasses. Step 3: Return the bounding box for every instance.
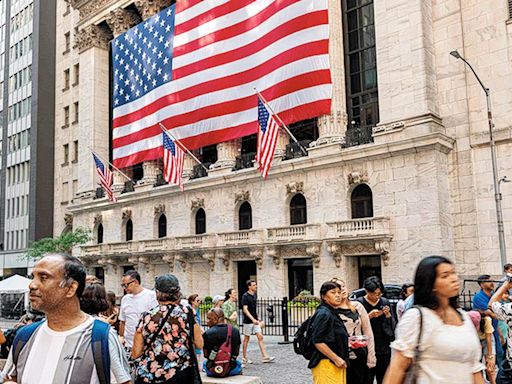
[121,280,136,289]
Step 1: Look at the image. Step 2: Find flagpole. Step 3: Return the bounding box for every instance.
[159,123,209,172]
[89,147,132,181]
[254,89,308,156]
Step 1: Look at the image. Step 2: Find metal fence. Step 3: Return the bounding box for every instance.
[199,297,319,341]
[459,279,503,311]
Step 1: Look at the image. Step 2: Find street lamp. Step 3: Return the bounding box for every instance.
[450,50,508,266]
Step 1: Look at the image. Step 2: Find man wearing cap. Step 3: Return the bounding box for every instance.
[213,295,225,309]
[132,274,203,384]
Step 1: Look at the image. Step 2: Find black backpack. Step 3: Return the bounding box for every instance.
[293,313,316,360]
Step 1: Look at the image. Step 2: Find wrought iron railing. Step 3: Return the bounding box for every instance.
[344,125,374,147]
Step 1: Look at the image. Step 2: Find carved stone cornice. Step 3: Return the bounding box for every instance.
[93,214,102,226]
[64,213,74,227]
[75,24,113,53]
[68,0,113,20]
[135,0,173,20]
[234,190,250,204]
[106,7,141,37]
[250,248,264,270]
[266,246,281,269]
[375,240,391,266]
[216,250,230,271]
[327,243,343,268]
[286,181,304,195]
[348,171,369,185]
[122,209,132,220]
[191,198,204,210]
[154,204,166,216]
[203,251,216,271]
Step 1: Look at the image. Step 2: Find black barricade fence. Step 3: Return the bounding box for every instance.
[459,278,505,311]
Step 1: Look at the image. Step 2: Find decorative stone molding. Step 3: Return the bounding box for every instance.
[286,181,304,195]
[135,0,173,20]
[175,254,187,271]
[343,243,377,255]
[312,110,346,146]
[191,198,204,210]
[106,8,141,37]
[127,256,139,265]
[203,252,216,271]
[122,209,132,221]
[93,214,103,226]
[154,204,166,216]
[235,190,250,204]
[75,24,113,53]
[64,213,74,227]
[97,257,118,274]
[348,171,369,185]
[68,0,113,20]
[372,121,405,135]
[375,240,391,266]
[266,246,281,269]
[250,248,264,270]
[141,161,159,186]
[163,254,175,272]
[328,243,343,268]
[216,250,230,271]
[306,244,321,268]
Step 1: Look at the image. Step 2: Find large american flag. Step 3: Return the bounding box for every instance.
[92,153,117,202]
[112,0,331,168]
[162,132,185,190]
[256,97,280,179]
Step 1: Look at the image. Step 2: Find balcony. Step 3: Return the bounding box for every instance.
[175,234,215,250]
[327,217,390,239]
[267,224,321,243]
[81,244,103,256]
[344,125,374,147]
[283,140,311,160]
[138,238,173,253]
[217,229,264,247]
[189,162,211,180]
[233,152,256,171]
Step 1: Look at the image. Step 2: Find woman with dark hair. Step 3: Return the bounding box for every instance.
[80,283,109,317]
[357,276,394,384]
[384,256,484,384]
[309,281,349,384]
[222,288,238,327]
[396,283,414,320]
[132,274,204,384]
[100,291,120,331]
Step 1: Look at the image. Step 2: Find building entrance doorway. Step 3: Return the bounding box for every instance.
[357,256,381,288]
[288,258,313,299]
[237,260,257,299]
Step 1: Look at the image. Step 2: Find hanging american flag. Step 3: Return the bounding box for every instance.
[92,153,117,202]
[162,132,185,190]
[112,0,331,169]
[256,97,281,179]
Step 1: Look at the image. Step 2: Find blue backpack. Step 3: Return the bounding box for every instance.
[11,319,111,384]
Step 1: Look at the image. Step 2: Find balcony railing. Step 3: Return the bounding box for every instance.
[267,224,321,242]
[175,234,214,249]
[327,217,390,238]
[189,163,211,180]
[283,140,311,160]
[233,152,256,170]
[344,126,374,147]
[139,238,172,252]
[217,229,264,247]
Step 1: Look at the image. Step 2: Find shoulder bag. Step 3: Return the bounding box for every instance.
[187,309,204,384]
[404,305,423,384]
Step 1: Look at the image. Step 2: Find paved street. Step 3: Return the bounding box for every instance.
[243,336,311,384]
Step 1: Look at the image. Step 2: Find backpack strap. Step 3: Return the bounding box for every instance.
[12,320,44,367]
[91,319,111,384]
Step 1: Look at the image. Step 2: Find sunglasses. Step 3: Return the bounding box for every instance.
[121,280,136,289]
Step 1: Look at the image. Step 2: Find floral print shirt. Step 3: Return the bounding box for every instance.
[135,304,194,383]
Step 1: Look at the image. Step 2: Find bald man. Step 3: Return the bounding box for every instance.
[203,308,242,377]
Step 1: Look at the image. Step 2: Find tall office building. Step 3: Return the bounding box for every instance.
[0,0,56,276]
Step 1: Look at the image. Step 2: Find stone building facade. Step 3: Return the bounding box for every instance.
[56,0,512,298]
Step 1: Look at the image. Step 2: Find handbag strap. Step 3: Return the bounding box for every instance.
[411,305,423,359]
[149,305,173,346]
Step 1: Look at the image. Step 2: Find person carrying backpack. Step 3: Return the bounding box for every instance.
[203,308,242,377]
[1,253,131,384]
[308,281,350,384]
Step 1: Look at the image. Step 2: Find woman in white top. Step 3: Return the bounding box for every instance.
[384,255,484,384]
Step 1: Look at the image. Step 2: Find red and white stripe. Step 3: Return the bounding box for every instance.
[256,112,280,179]
[99,169,116,202]
[112,0,331,168]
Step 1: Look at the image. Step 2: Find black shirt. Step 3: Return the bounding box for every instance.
[241,292,258,324]
[308,304,349,369]
[203,323,241,367]
[357,297,394,355]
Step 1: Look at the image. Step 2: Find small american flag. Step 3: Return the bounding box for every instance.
[256,97,281,179]
[92,153,117,202]
[162,132,185,190]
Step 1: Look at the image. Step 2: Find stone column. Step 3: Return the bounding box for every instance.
[105,8,141,38]
[182,155,195,179]
[274,130,289,158]
[76,25,113,198]
[315,0,347,146]
[210,140,240,174]
[373,0,441,141]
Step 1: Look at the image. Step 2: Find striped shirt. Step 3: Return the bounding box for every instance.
[2,316,131,384]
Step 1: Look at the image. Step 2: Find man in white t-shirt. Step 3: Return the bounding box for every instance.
[119,270,158,350]
[1,253,131,384]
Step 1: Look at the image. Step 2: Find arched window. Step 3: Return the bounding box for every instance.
[239,202,252,230]
[125,219,133,241]
[158,214,167,238]
[290,194,307,225]
[97,224,104,244]
[351,184,373,218]
[195,208,206,234]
